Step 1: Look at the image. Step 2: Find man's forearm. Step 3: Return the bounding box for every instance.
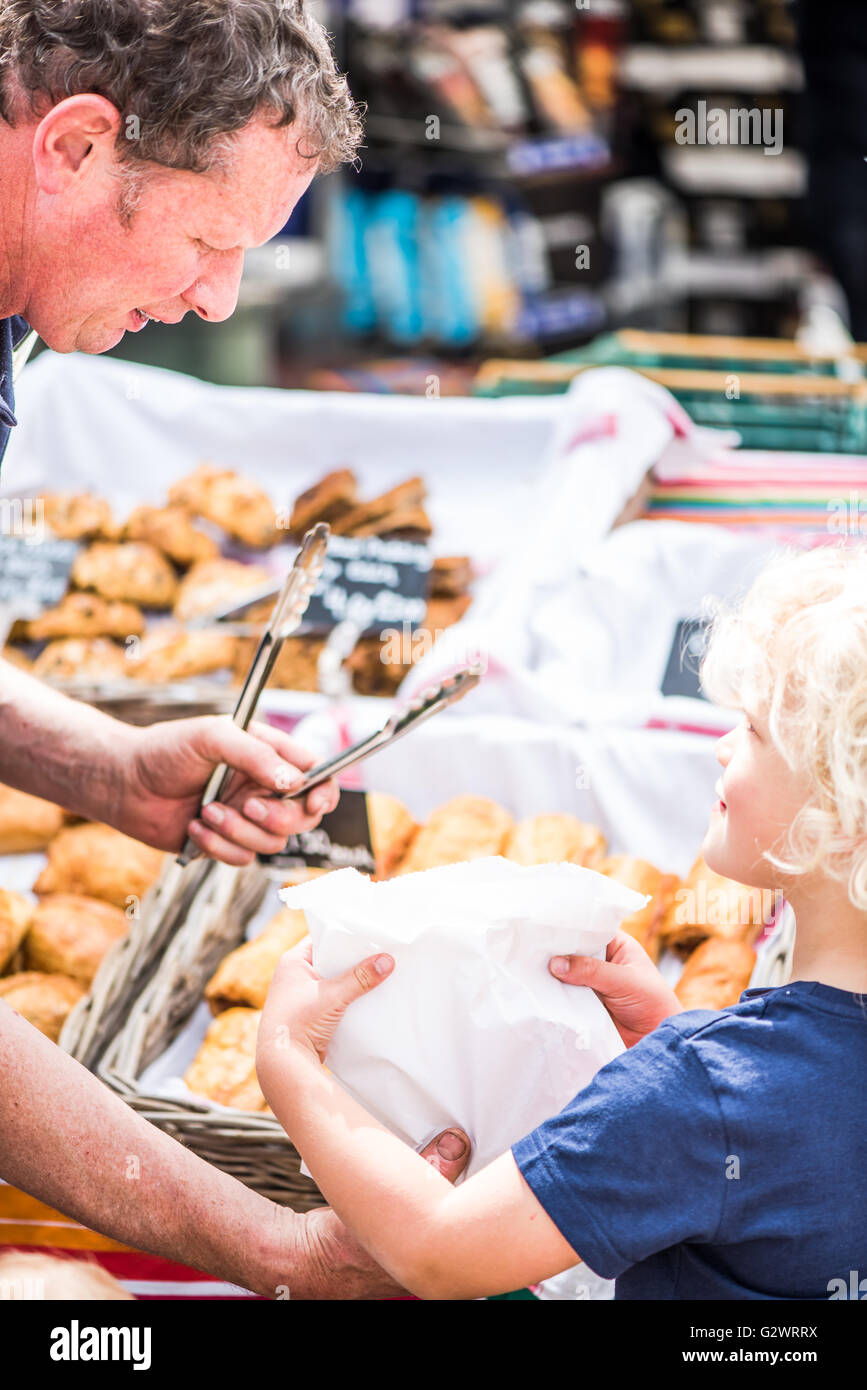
[0,658,133,821]
[0,1002,343,1298]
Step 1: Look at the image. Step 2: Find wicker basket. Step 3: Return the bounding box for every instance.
[94,861,327,1211]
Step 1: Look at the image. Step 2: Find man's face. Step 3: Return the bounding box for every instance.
[25,115,317,353]
[701,702,813,890]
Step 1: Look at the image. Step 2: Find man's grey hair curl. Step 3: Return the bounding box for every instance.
[0,0,363,176]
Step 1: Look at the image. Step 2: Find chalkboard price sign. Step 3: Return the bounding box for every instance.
[259,789,376,874]
[660,617,710,702]
[302,535,430,638]
[0,536,79,612]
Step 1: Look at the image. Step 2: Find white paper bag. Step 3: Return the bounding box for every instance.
[281,857,647,1176]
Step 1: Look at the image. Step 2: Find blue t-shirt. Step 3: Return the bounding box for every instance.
[512,981,867,1299]
[0,315,31,469]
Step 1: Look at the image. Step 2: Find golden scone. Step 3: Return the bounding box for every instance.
[332,477,426,536]
[288,469,358,536]
[174,557,273,623]
[0,972,86,1043]
[72,541,178,608]
[24,894,129,987]
[367,792,418,878]
[659,854,773,956]
[128,628,237,683]
[398,795,514,874]
[205,907,308,1014]
[40,492,118,541]
[504,814,607,869]
[674,938,756,1012]
[184,1007,269,1111]
[34,824,164,909]
[0,784,66,852]
[32,637,128,681]
[599,855,680,963]
[123,504,220,568]
[232,632,324,692]
[0,889,35,972]
[168,464,278,549]
[22,592,146,642]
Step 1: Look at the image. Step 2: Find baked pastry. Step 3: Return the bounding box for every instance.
[504,814,607,869]
[0,889,35,972]
[288,469,358,537]
[659,855,772,956]
[34,824,164,908]
[24,894,129,987]
[168,464,278,549]
[367,792,418,878]
[599,855,680,962]
[128,628,237,683]
[398,796,513,874]
[0,784,66,853]
[332,477,426,536]
[205,908,309,1014]
[232,632,324,692]
[350,505,433,539]
[40,492,119,541]
[424,595,473,632]
[174,558,273,623]
[22,592,146,642]
[72,541,178,609]
[430,556,473,598]
[123,504,219,568]
[0,972,86,1043]
[32,637,128,681]
[674,937,757,1011]
[184,1007,269,1111]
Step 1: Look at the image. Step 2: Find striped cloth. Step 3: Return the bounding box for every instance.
[0,1183,262,1299]
[643,449,867,537]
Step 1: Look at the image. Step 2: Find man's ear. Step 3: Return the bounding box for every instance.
[32,94,122,194]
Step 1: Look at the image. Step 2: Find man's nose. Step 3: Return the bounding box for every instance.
[716,730,733,765]
[185,249,245,323]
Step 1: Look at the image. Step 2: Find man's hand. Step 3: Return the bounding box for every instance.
[550,930,682,1048]
[283,1128,471,1300]
[114,715,339,865]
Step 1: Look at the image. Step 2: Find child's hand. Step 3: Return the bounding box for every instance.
[257,939,395,1073]
[550,930,682,1048]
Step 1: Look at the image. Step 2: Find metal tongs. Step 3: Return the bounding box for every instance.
[279,665,483,803]
[176,523,331,865]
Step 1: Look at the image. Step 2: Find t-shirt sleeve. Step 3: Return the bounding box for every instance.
[511,1017,728,1280]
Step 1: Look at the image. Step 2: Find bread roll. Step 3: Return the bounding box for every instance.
[0,784,66,853]
[367,792,418,878]
[205,908,308,1014]
[505,814,607,869]
[34,824,164,908]
[599,856,680,962]
[24,894,129,987]
[674,938,756,1011]
[0,972,86,1042]
[184,1007,269,1111]
[398,796,513,874]
[659,855,772,955]
[0,889,35,972]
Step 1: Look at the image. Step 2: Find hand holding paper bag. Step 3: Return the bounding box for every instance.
[275,858,648,1176]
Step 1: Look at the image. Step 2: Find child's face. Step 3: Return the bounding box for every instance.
[702,703,813,889]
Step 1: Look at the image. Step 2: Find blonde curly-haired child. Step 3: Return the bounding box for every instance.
[257,543,867,1300]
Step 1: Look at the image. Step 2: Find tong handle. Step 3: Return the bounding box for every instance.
[281,667,482,802]
[176,524,330,866]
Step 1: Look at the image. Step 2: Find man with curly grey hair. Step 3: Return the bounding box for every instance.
[0,0,471,1300]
